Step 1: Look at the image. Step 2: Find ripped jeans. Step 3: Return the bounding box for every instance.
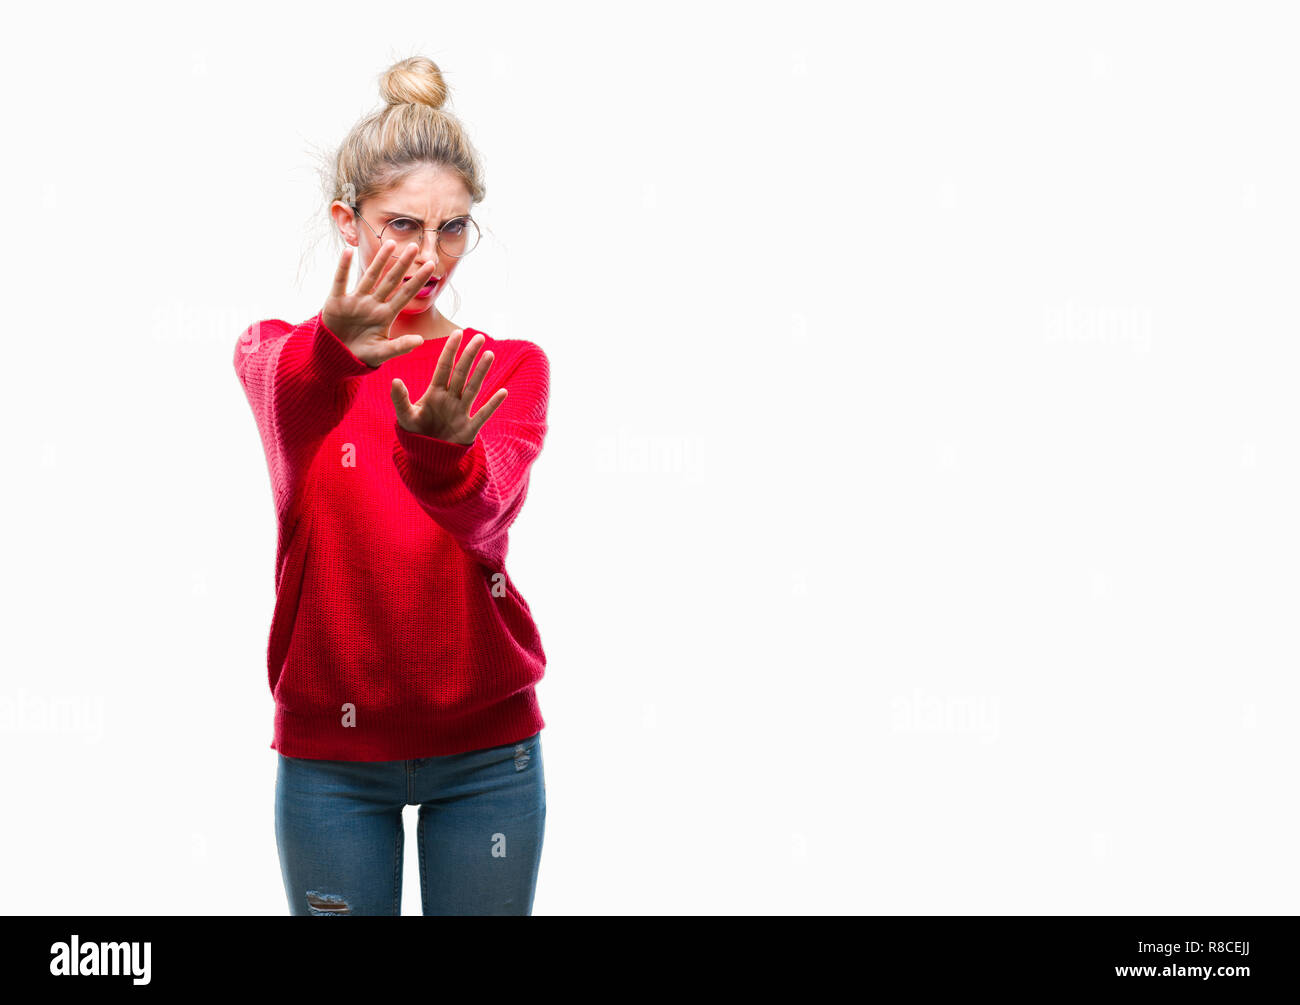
[274,731,545,916]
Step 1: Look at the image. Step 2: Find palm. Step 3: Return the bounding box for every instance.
[326,295,394,347]
[320,241,438,368]
[391,330,507,445]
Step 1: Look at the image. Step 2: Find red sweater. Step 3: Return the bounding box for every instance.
[234,310,549,761]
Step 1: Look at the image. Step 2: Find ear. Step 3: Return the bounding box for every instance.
[329,200,360,247]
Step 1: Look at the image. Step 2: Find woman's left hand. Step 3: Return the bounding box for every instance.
[390,330,508,445]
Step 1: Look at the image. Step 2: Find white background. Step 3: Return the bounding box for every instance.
[0,0,1294,914]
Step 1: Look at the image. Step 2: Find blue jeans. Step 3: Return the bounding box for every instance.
[274,731,545,915]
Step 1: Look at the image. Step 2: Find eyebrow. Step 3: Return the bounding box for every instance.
[375,208,470,227]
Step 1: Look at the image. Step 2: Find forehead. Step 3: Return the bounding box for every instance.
[377,164,472,215]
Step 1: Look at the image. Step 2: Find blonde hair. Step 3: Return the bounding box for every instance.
[298,56,487,295]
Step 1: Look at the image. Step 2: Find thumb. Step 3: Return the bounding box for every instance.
[390,378,413,420]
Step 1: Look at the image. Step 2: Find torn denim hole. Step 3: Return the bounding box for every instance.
[513,743,531,772]
[306,890,351,916]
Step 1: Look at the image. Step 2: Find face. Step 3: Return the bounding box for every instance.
[331,164,474,317]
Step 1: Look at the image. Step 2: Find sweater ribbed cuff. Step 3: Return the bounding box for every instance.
[304,312,376,382]
[393,421,480,493]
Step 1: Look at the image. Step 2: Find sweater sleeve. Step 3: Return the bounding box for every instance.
[233,311,376,520]
[391,345,549,570]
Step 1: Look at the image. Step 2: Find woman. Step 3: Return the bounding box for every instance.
[233,56,549,916]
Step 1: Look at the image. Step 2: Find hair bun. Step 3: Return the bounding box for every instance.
[379,56,448,110]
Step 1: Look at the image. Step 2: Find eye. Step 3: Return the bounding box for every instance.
[387,217,421,234]
[442,219,467,236]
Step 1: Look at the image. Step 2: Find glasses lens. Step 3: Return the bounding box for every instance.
[381,217,425,248]
[438,218,480,258]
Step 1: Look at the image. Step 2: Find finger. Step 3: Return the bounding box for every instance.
[372,243,420,303]
[449,334,486,398]
[466,388,508,438]
[372,334,425,365]
[356,239,399,296]
[460,348,495,406]
[389,377,415,422]
[429,329,464,395]
[330,246,353,299]
[386,258,438,310]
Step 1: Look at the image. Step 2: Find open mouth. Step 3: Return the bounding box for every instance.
[402,274,441,299]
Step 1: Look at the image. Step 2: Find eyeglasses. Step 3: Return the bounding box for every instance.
[350,204,481,259]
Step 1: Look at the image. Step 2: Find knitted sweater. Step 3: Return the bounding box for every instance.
[233,310,548,761]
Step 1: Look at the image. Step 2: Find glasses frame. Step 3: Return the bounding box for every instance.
[349,203,481,259]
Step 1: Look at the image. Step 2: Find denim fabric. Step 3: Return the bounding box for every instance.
[274,731,545,915]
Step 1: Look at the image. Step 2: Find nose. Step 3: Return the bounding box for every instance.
[412,232,442,264]
[407,243,438,274]
[411,253,442,277]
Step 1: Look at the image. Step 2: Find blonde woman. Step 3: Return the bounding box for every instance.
[234,56,549,916]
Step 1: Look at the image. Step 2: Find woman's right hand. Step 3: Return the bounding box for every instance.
[321,241,438,368]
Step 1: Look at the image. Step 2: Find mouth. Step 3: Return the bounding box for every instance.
[403,274,442,299]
